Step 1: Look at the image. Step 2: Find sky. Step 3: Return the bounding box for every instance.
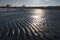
[0,0,60,6]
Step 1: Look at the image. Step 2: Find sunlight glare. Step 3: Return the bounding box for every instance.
[29,9,46,35]
[33,9,45,15]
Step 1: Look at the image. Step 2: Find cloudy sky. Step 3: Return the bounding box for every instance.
[0,0,60,6]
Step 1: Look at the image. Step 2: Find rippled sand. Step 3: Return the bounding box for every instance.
[0,8,60,40]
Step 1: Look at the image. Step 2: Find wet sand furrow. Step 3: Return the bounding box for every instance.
[19,18,43,40]
[0,21,9,40]
[11,20,20,40]
[17,19,37,40]
[17,19,32,40]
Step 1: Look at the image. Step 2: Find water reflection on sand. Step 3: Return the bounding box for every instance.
[0,8,60,40]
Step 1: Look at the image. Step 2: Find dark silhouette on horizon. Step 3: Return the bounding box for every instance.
[0,4,60,10]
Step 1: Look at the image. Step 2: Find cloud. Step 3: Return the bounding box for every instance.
[34,0,40,2]
[44,0,52,3]
[44,0,54,5]
[33,0,40,4]
[27,0,40,5]
[44,0,50,2]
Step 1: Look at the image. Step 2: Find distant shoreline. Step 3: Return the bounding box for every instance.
[0,6,60,10]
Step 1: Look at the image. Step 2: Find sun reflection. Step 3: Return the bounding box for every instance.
[34,9,41,14]
[33,15,39,19]
[31,9,46,18]
[30,9,46,21]
[32,9,45,15]
[29,9,46,35]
